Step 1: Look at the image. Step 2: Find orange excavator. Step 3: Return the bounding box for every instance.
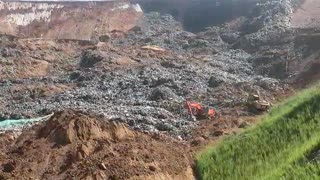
[185,100,217,121]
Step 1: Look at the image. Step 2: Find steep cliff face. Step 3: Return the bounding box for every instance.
[0,1,143,40]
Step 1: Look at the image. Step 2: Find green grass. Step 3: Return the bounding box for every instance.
[278,155,320,179]
[196,85,320,180]
[275,143,320,180]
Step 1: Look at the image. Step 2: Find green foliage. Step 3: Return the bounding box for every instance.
[279,159,320,180]
[196,85,320,180]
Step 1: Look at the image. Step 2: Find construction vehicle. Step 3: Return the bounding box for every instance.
[247,94,271,112]
[185,100,217,121]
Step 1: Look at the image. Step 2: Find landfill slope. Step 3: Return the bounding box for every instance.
[1,0,320,138]
[0,0,320,178]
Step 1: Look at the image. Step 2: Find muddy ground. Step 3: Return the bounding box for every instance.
[1,0,320,179]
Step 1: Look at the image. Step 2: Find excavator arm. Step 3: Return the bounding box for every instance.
[185,100,216,120]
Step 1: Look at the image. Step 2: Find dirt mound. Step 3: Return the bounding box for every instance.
[0,110,192,180]
[38,110,133,145]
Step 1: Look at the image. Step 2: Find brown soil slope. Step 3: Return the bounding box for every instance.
[0,1,142,40]
[0,110,192,180]
[291,0,320,29]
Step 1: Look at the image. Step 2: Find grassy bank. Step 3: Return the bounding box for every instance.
[276,143,320,179]
[196,85,320,180]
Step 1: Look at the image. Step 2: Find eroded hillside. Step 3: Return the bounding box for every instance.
[0,0,143,40]
[0,0,320,179]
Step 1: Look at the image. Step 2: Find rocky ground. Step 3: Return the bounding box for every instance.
[0,0,320,179]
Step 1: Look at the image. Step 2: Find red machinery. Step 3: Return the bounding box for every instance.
[185,100,217,120]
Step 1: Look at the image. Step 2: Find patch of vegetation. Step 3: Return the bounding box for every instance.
[196,85,320,180]
[276,143,320,179]
[279,158,320,179]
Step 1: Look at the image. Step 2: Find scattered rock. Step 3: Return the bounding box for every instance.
[191,137,205,146]
[2,162,15,173]
[98,35,110,42]
[80,50,104,68]
[141,45,166,52]
[149,165,157,172]
[238,121,250,128]
[212,130,224,137]
[149,87,178,101]
[208,76,224,88]
[98,163,107,170]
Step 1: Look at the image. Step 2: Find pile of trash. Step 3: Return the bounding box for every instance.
[0,0,311,138]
